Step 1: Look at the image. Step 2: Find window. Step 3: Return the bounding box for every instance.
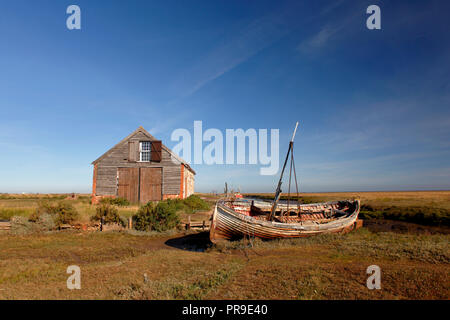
[140,141,151,162]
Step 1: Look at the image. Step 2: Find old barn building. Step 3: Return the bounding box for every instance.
[91,127,195,204]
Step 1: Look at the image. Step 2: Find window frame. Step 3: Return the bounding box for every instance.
[139,141,152,162]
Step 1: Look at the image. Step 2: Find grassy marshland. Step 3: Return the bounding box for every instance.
[0,191,448,299]
[0,228,448,299]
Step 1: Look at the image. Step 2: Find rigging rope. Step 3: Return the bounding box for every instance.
[285,142,301,220]
[291,146,301,216]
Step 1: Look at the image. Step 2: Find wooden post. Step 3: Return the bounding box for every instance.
[202,220,206,231]
[0,221,11,232]
[128,217,133,230]
[186,215,191,230]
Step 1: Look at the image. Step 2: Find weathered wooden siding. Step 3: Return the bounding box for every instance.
[95,131,181,197]
[140,167,163,202]
[117,167,139,202]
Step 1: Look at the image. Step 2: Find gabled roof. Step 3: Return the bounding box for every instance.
[91,126,195,175]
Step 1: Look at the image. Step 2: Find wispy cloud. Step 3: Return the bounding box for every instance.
[297,26,341,53]
[296,1,358,54]
[168,3,307,101]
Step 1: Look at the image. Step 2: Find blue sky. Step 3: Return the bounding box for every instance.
[0,0,449,193]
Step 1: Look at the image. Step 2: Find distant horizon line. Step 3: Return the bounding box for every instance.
[1,189,450,195]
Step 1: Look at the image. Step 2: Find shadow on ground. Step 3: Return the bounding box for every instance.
[165,231,212,252]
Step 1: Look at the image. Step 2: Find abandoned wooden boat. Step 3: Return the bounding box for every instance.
[209,122,362,243]
[209,198,361,242]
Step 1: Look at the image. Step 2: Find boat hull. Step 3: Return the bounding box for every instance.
[209,199,361,243]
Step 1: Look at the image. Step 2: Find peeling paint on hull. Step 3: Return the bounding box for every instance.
[210,199,361,243]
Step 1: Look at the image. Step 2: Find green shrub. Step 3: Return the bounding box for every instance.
[91,204,124,226]
[30,201,79,227]
[133,202,154,231]
[133,201,180,232]
[99,197,130,207]
[10,213,57,235]
[35,213,56,231]
[10,216,34,235]
[183,195,210,213]
[153,201,181,230]
[53,202,79,226]
[165,198,187,212]
[30,201,54,221]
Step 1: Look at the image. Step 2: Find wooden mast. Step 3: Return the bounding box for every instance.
[268,122,299,221]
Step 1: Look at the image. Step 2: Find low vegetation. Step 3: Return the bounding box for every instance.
[91,203,126,227]
[183,195,211,213]
[0,193,211,234]
[0,191,448,300]
[30,201,79,227]
[0,193,67,200]
[6,201,78,234]
[10,213,56,235]
[132,195,210,232]
[0,208,33,220]
[210,228,450,264]
[0,227,448,299]
[99,197,130,207]
[133,201,180,232]
[360,204,450,226]
[9,216,37,235]
[150,195,211,214]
